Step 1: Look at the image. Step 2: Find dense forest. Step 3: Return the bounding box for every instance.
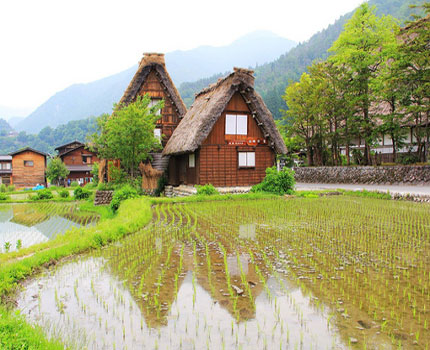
[178,0,425,119]
[284,3,430,166]
[0,117,97,155]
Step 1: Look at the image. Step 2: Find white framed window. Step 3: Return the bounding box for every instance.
[225,114,237,134]
[238,152,255,167]
[154,128,161,141]
[149,98,162,115]
[189,153,195,168]
[225,114,247,135]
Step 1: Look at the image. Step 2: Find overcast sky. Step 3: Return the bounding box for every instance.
[0,0,364,115]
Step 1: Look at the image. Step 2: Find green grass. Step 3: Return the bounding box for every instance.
[0,305,64,350]
[0,197,152,350]
[0,189,408,349]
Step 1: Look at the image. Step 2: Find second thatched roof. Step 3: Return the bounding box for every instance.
[163,68,287,156]
[119,53,187,117]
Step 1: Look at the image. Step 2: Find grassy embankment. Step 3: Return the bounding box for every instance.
[0,197,151,349]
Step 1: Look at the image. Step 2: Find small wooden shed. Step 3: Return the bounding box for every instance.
[163,68,287,187]
[10,147,48,188]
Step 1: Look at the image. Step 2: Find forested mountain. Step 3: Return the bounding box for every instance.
[0,117,97,155]
[0,119,13,136]
[178,0,425,119]
[15,31,296,133]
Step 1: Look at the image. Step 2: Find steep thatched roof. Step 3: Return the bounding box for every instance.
[119,53,187,117]
[163,68,287,156]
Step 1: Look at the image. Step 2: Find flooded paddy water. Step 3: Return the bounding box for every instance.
[16,197,430,349]
[0,203,99,252]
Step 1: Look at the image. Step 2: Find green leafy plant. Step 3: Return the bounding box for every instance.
[46,157,70,186]
[70,181,79,187]
[195,183,218,196]
[0,192,8,201]
[6,185,15,192]
[31,189,54,200]
[59,189,69,198]
[3,241,11,253]
[97,182,114,191]
[251,166,295,195]
[110,185,138,212]
[0,184,5,193]
[74,187,91,200]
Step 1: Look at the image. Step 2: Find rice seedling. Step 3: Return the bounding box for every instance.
[14,196,430,349]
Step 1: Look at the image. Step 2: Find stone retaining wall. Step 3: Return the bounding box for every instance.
[293,165,430,185]
[94,190,114,205]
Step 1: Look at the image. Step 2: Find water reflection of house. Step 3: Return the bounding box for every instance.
[55,141,99,186]
[105,238,267,327]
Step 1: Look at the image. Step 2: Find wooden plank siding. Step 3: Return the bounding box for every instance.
[168,92,276,187]
[138,70,181,147]
[61,147,99,166]
[11,151,46,188]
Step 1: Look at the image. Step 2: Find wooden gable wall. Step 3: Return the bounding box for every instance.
[138,70,181,147]
[169,93,275,187]
[61,147,99,166]
[12,151,46,188]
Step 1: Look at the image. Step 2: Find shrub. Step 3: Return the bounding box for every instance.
[110,185,138,212]
[97,182,114,191]
[6,185,15,192]
[32,189,54,200]
[59,189,70,198]
[195,184,218,196]
[251,166,295,195]
[154,175,167,197]
[398,152,420,165]
[84,182,97,189]
[0,184,6,193]
[74,187,91,200]
[70,181,79,187]
[0,192,8,200]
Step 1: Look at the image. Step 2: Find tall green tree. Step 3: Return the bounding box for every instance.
[329,3,398,164]
[46,157,70,186]
[395,3,430,161]
[91,95,163,180]
[283,73,328,166]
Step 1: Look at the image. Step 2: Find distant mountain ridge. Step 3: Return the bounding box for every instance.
[15,31,296,133]
[179,0,426,119]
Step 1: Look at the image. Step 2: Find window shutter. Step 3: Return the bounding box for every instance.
[247,152,255,167]
[225,114,237,135]
[236,115,247,135]
[238,152,247,167]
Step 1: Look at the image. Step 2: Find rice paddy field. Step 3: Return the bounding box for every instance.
[0,203,99,252]
[16,196,430,349]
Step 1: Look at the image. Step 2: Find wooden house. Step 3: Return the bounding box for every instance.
[56,141,99,186]
[0,155,12,185]
[102,53,187,190]
[9,147,48,188]
[163,68,287,187]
